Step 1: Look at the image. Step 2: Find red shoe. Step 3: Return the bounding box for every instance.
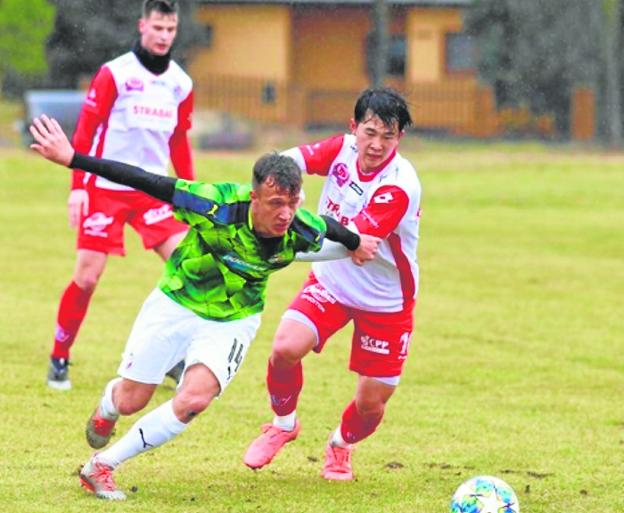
[79,454,126,500]
[244,420,300,469]
[85,406,118,449]
[322,443,354,481]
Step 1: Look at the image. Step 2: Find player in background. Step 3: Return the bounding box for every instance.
[30,114,381,500]
[244,88,421,481]
[47,0,193,390]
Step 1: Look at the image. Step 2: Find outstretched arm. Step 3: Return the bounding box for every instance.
[316,215,380,266]
[30,115,177,203]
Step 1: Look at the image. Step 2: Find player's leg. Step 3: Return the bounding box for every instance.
[132,193,188,382]
[48,188,128,390]
[322,306,414,481]
[81,305,260,500]
[244,274,350,469]
[48,250,108,390]
[323,376,396,481]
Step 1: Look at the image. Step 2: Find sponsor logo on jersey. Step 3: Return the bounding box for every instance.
[360,335,390,355]
[132,105,174,119]
[125,77,145,92]
[330,163,349,187]
[83,212,114,237]
[222,253,267,273]
[143,205,173,225]
[373,191,394,204]
[349,182,364,195]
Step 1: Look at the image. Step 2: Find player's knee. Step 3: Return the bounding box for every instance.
[355,397,386,420]
[116,394,150,416]
[73,268,102,292]
[271,333,311,367]
[176,390,214,417]
[270,344,302,369]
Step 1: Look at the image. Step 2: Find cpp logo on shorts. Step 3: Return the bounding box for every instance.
[83,212,114,237]
[360,335,390,355]
[125,77,144,92]
[331,163,349,187]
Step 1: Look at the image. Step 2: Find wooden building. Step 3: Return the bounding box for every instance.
[188,0,505,136]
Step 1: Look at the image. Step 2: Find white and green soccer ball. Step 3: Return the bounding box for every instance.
[450,475,520,513]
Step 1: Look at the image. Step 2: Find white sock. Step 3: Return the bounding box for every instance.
[330,426,350,448]
[99,378,121,420]
[97,399,187,469]
[272,411,297,431]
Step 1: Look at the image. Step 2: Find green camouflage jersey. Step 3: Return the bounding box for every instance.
[158,180,326,321]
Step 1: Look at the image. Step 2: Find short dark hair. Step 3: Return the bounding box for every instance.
[354,87,413,132]
[142,0,178,17]
[252,153,302,197]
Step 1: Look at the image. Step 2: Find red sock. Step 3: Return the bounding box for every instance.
[266,359,303,416]
[51,281,93,360]
[340,400,384,444]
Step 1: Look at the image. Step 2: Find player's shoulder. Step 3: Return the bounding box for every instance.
[105,51,135,71]
[386,152,421,193]
[168,60,193,90]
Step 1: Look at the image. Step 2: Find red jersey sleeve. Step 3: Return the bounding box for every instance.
[297,134,344,176]
[70,65,118,190]
[353,185,409,238]
[169,90,194,180]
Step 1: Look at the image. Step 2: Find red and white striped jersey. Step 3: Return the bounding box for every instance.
[73,51,193,191]
[284,134,421,312]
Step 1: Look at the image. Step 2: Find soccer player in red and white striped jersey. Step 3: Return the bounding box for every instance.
[245,88,422,480]
[47,0,194,390]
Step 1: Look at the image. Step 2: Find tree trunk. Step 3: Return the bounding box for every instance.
[603,0,622,147]
[371,0,389,88]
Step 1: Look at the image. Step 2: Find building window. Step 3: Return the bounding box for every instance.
[366,33,407,78]
[203,24,214,48]
[446,32,476,73]
[387,35,406,76]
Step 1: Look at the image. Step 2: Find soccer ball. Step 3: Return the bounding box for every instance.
[450,475,520,513]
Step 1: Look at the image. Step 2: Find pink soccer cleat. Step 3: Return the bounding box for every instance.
[79,454,126,500]
[85,406,118,449]
[244,420,301,469]
[322,443,354,481]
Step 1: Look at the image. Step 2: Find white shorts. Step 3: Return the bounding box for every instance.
[118,288,261,395]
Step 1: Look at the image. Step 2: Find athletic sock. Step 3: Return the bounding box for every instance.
[329,426,351,448]
[99,378,122,420]
[51,281,93,360]
[96,400,187,469]
[273,411,297,431]
[339,400,384,445]
[266,359,303,416]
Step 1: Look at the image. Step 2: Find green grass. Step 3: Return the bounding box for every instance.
[1,141,623,512]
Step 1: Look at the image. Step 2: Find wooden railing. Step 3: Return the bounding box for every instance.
[194,74,568,138]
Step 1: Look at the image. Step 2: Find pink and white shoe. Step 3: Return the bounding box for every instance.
[322,443,354,481]
[244,420,300,469]
[79,454,126,500]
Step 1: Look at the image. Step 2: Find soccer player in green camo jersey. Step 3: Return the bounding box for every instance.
[30,115,381,500]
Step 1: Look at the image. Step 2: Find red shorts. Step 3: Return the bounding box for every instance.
[286,273,415,378]
[77,187,187,256]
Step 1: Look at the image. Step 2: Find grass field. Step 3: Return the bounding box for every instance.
[1,140,623,512]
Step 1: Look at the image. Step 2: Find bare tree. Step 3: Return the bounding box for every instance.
[603,0,622,147]
[370,0,389,88]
